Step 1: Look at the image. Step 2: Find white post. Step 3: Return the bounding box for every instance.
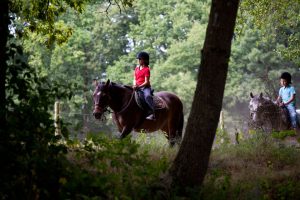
[54,101,61,136]
[219,110,224,131]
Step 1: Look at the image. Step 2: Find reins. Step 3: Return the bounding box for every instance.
[115,89,135,114]
[250,100,282,116]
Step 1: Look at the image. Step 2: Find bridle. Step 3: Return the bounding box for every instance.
[94,86,136,117]
[249,100,280,119]
[93,88,111,117]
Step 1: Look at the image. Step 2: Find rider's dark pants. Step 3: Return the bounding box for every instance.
[141,87,154,113]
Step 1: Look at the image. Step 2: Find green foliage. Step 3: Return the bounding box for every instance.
[214,128,231,148]
[10,0,89,46]
[132,131,179,158]
[225,28,294,106]
[18,0,300,139]
[2,39,172,198]
[106,52,136,85]
[239,0,300,64]
[22,2,138,133]
[200,169,231,200]
[5,0,300,197]
[21,0,211,134]
[1,39,72,198]
[224,24,299,127]
[272,130,296,139]
[107,0,209,122]
[53,133,172,199]
[225,0,300,126]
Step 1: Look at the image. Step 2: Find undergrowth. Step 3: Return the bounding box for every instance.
[60,131,300,199]
[272,130,296,139]
[58,132,176,199]
[203,132,300,199]
[3,128,300,199]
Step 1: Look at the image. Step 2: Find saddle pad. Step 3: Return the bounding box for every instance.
[134,91,166,110]
[153,96,167,110]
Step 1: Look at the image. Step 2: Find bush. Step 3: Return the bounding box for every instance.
[59,133,173,199]
[0,41,72,199]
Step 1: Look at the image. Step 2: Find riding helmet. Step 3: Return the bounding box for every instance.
[136,51,149,60]
[280,72,292,84]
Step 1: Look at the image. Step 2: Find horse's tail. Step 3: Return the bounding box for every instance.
[177,112,184,138]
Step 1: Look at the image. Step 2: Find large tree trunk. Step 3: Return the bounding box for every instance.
[0,0,9,135]
[168,0,239,188]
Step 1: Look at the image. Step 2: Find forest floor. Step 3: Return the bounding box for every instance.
[283,135,300,147]
[65,132,300,199]
[204,133,300,199]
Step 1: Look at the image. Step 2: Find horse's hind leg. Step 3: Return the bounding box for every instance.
[161,125,176,146]
[167,113,184,146]
[167,123,179,147]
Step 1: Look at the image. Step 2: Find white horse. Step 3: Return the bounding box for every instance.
[249,92,300,132]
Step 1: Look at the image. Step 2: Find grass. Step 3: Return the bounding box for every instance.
[203,133,300,199]
[63,131,300,199]
[271,130,297,139]
[62,132,177,199]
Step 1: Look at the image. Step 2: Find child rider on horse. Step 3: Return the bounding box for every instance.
[276,72,298,130]
[133,51,155,120]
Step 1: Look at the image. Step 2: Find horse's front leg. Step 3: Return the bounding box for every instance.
[120,126,133,139]
[112,113,123,133]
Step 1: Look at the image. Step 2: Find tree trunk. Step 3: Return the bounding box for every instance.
[0,0,9,136]
[168,0,239,188]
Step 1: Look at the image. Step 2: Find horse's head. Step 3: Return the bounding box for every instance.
[249,92,274,123]
[93,79,111,119]
[249,92,287,131]
[249,92,267,123]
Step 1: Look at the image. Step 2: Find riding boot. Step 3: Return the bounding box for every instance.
[144,88,156,120]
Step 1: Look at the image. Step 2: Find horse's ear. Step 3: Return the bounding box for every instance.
[250,92,254,98]
[259,93,263,99]
[105,79,110,87]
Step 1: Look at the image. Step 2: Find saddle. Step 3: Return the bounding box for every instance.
[134,90,166,111]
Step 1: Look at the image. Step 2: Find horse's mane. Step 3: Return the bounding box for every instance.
[251,93,273,103]
[122,84,134,91]
[98,81,133,91]
[262,96,277,106]
[252,94,279,112]
[111,82,133,91]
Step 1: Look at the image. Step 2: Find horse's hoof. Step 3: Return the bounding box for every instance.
[113,133,122,139]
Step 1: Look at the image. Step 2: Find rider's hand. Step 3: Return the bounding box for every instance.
[279,102,285,107]
[133,85,138,90]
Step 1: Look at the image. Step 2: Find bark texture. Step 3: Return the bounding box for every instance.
[0,0,9,135]
[169,0,239,188]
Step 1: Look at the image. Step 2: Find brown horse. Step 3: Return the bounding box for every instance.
[93,79,184,145]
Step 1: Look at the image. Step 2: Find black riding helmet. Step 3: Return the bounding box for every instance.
[137,51,149,60]
[136,51,149,65]
[280,72,292,84]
